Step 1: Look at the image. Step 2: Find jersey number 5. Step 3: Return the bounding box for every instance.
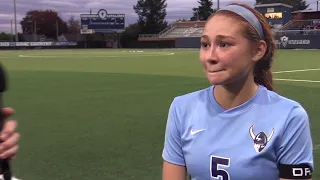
[210,155,230,180]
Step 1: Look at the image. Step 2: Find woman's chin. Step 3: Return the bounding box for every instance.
[207,77,226,85]
[206,71,227,85]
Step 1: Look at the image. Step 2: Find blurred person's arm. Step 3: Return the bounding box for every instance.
[162,99,187,180]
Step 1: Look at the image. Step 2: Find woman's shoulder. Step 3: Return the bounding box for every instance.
[262,86,308,121]
[167,86,213,129]
[263,87,303,108]
[172,86,212,106]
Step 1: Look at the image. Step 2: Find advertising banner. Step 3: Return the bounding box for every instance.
[175,35,320,49]
[0,42,77,47]
[274,35,320,49]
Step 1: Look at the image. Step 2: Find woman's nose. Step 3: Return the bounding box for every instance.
[205,46,218,63]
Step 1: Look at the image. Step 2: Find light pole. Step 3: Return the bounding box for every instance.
[317,0,320,11]
[10,19,13,41]
[194,8,199,21]
[197,9,199,21]
[13,0,18,42]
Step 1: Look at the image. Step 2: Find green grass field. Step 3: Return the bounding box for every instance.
[1,48,320,180]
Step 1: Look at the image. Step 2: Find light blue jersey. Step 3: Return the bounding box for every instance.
[162,85,314,180]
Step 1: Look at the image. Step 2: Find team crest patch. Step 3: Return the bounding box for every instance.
[249,125,274,152]
[280,36,289,47]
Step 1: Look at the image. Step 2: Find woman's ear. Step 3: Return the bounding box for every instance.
[252,40,267,62]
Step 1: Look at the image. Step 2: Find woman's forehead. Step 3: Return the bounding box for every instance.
[206,14,242,28]
[203,16,243,38]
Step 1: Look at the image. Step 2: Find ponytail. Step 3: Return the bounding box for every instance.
[232,3,276,91]
[254,66,274,91]
[252,14,276,92]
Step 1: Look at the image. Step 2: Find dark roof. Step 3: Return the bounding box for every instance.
[292,9,320,14]
[254,3,293,8]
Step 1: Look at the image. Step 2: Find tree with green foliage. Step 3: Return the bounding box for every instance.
[0,32,13,41]
[120,23,141,47]
[133,0,168,34]
[67,15,80,34]
[20,10,68,40]
[255,0,309,11]
[190,0,216,21]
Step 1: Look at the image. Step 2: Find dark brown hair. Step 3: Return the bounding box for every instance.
[207,3,276,91]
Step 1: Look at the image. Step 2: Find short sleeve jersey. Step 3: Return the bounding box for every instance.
[162,85,314,180]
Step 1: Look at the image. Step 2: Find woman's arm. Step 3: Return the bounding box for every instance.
[162,99,187,180]
[277,106,314,180]
[162,161,187,180]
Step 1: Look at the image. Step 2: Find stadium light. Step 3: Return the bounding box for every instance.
[13,0,18,42]
[194,8,199,21]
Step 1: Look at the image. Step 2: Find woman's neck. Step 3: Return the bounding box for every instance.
[214,77,259,110]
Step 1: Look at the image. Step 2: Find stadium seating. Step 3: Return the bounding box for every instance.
[160,27,204,37]
[139,19,320,41]
[275,19,320,36]
[280,19,320,31]
[159,21,205,38]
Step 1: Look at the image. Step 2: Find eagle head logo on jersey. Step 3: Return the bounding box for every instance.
[249,125,274,152]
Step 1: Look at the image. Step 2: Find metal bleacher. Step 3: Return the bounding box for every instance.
[160,21,206,38]
[160,27,204,38]
[138,21,206,41]
[276,19,320,36]
[138,19,320,41]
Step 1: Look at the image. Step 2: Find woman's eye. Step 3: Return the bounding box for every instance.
[219,42,230,47]
[201,42,209,48]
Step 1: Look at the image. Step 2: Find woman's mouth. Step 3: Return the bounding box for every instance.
[208,69,225,73]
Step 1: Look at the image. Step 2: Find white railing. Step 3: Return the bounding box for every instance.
[275,29,320,36]
[280,19,320,31]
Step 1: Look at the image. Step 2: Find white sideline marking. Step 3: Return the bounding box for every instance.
[272,68,320,83]
[273,68,320,74]
[274,78,320,83]
[18,55,57,58]
[18,52,174,58]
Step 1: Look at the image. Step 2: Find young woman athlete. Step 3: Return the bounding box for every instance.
[162,3,314,180]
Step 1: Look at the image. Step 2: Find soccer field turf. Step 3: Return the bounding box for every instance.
[1,48,320,179]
